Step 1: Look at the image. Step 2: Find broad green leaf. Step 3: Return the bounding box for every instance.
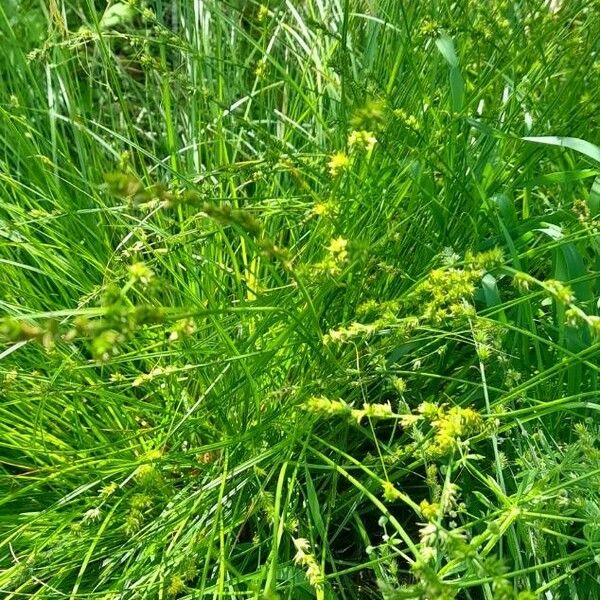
[555,242,593,303]
[521,169,599,188]
[100,2,135,30]
[535,223,563,240]
[522,136,600,164]
[490,193,517,230]
[449,66,465,112]
[481,273,506,323]
[304,466,326,541]
[436,34,464,111]
[435,34,459,67]
[553,241,591,395]
[589,175,600,218]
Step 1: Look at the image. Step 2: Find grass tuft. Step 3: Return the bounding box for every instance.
[1,1,600,598]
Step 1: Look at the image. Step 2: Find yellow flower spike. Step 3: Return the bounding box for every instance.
[292,538,324,593]
[347,129,377,152]
[327,236,348,255]
[351,408,366,425]
[144,448,163,462]
[382,481,403,502]
[420,499,441,521]
[254,58,267,79]
[418,401,443,420]
[327,151,350,176]
[128,262,154,285]
[313,202,331,217]
[258,4,269,21]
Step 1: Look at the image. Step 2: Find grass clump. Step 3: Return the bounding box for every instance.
[1,0,600,598]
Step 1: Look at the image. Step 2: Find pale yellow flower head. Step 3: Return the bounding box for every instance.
[328,236,348,255]
[348,129,377,152]
[328,151,350,176]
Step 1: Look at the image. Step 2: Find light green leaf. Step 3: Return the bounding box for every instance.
[481,273,506,323]
[100,2,135,30]
[589,175,600,218]
[522,136,600,164]
[435,34,459,67]
[521,169,599,188]
[435,34,464,111]
[535,223,563,240]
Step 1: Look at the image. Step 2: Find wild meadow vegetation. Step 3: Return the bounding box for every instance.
[1,0,600,598]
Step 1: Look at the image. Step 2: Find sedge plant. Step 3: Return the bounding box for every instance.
[1,0,600,598]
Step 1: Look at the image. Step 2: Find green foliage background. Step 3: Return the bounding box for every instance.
[1,1,600,598]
